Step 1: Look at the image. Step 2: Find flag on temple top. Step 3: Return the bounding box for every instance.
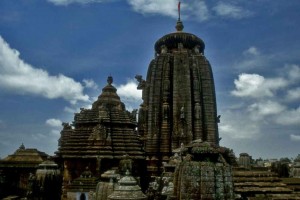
[178,1,181,20]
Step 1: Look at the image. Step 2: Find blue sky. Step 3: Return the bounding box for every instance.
[0,0,299,159]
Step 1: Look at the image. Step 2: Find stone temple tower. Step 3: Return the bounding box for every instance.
[137,19,220,174]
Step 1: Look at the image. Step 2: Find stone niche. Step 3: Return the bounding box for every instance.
[172,140,235,200]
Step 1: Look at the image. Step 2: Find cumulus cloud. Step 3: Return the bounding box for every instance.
[127,0,210,21]
[213,2,252,19]
[243,46,260,56]
[115,79,142,111]
[231,73,288,98]
[189,1,210,21]
[248,100,286,117]
[128,0,179,19]
[46,118,63,128]
[0,36,89,104]
[47,0,109,6]
[285,64,300,82]
[275,107,300,126]
[219,110,260,139]
[83,79,99,90]
[226,51,300,141]
[48,0,252,21]
[286,87,300,102]
[290,134,300,142]
[64,106,79,113]
[50,129,61,136]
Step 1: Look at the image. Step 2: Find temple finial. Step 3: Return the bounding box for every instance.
[176,1,184,31]
[107,76,113,85]
[178,1,181,21]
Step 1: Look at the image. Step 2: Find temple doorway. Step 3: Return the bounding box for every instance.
[80,193,86,200]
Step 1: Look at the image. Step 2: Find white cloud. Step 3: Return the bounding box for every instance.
[275,107,300,126]
[83,79,98,90]
[213,2,252,19]
[127,0,210,21]
[248,100,286,117]
[0,36,89,104]
[46,118,62,128]
[243,46,260,56]
[286,87,300,102]
[47,0,108,6]
[115,79,142,111]
[290,134,300,142]
[48,0,251,22]
[285,64,300,82]
[187,1,210,21]
[116,79,142,100]
[127,0,179,19]
[219,110,260,139]
[234,46,270,70]
[231,73,288,98]
[50,129,60,136]
[64,106,79,113]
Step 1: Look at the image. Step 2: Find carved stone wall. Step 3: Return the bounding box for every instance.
[138,22,219,174]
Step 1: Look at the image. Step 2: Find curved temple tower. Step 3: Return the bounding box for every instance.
[137,20,220,173]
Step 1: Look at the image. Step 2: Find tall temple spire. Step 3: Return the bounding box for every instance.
[139,5,218,175]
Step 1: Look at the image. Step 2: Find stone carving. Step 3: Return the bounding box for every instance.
[135,75,146,89]
[161,45,168,54]
[180,106,185,120]
[163,101,169,119]
[194,45,200,54]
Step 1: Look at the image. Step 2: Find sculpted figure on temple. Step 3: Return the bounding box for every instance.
[135,75,146,89]
[180,106,185,119]
[217,115,221,123]
[194,45,200,54]
[163,100,169,119]
[62,122,71,129]
[178,42,184,50]
[161,45,168,54]
[131,109,138,121]
[119,154,133,175]
[195,103,201,119]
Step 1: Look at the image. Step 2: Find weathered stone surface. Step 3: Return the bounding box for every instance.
[233,168,300,199]
[56,76,146,199]
[108,171,147,200]
[0,144,49,198]
[138,20,220,175]
[172,141,235,200]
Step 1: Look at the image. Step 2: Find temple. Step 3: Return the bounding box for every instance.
[56,76,146,199]
[1,5,300,200]
[0,144,49,198]
[137,19,220,174]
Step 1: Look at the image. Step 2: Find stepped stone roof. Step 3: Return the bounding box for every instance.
[108,171,147,200]
[57,76,144,160]
[0,144,48,168]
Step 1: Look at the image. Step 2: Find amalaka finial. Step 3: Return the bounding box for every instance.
[107,76,113,85]
[19,143,25,150]
[176,1,184,31]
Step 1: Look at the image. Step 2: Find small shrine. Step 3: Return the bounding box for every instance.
[56,76,146,199]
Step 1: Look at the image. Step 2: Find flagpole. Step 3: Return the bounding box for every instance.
[178,1,181,21]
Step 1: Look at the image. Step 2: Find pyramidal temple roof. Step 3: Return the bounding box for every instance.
[57,76,144,160]
[0,144,48,168]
